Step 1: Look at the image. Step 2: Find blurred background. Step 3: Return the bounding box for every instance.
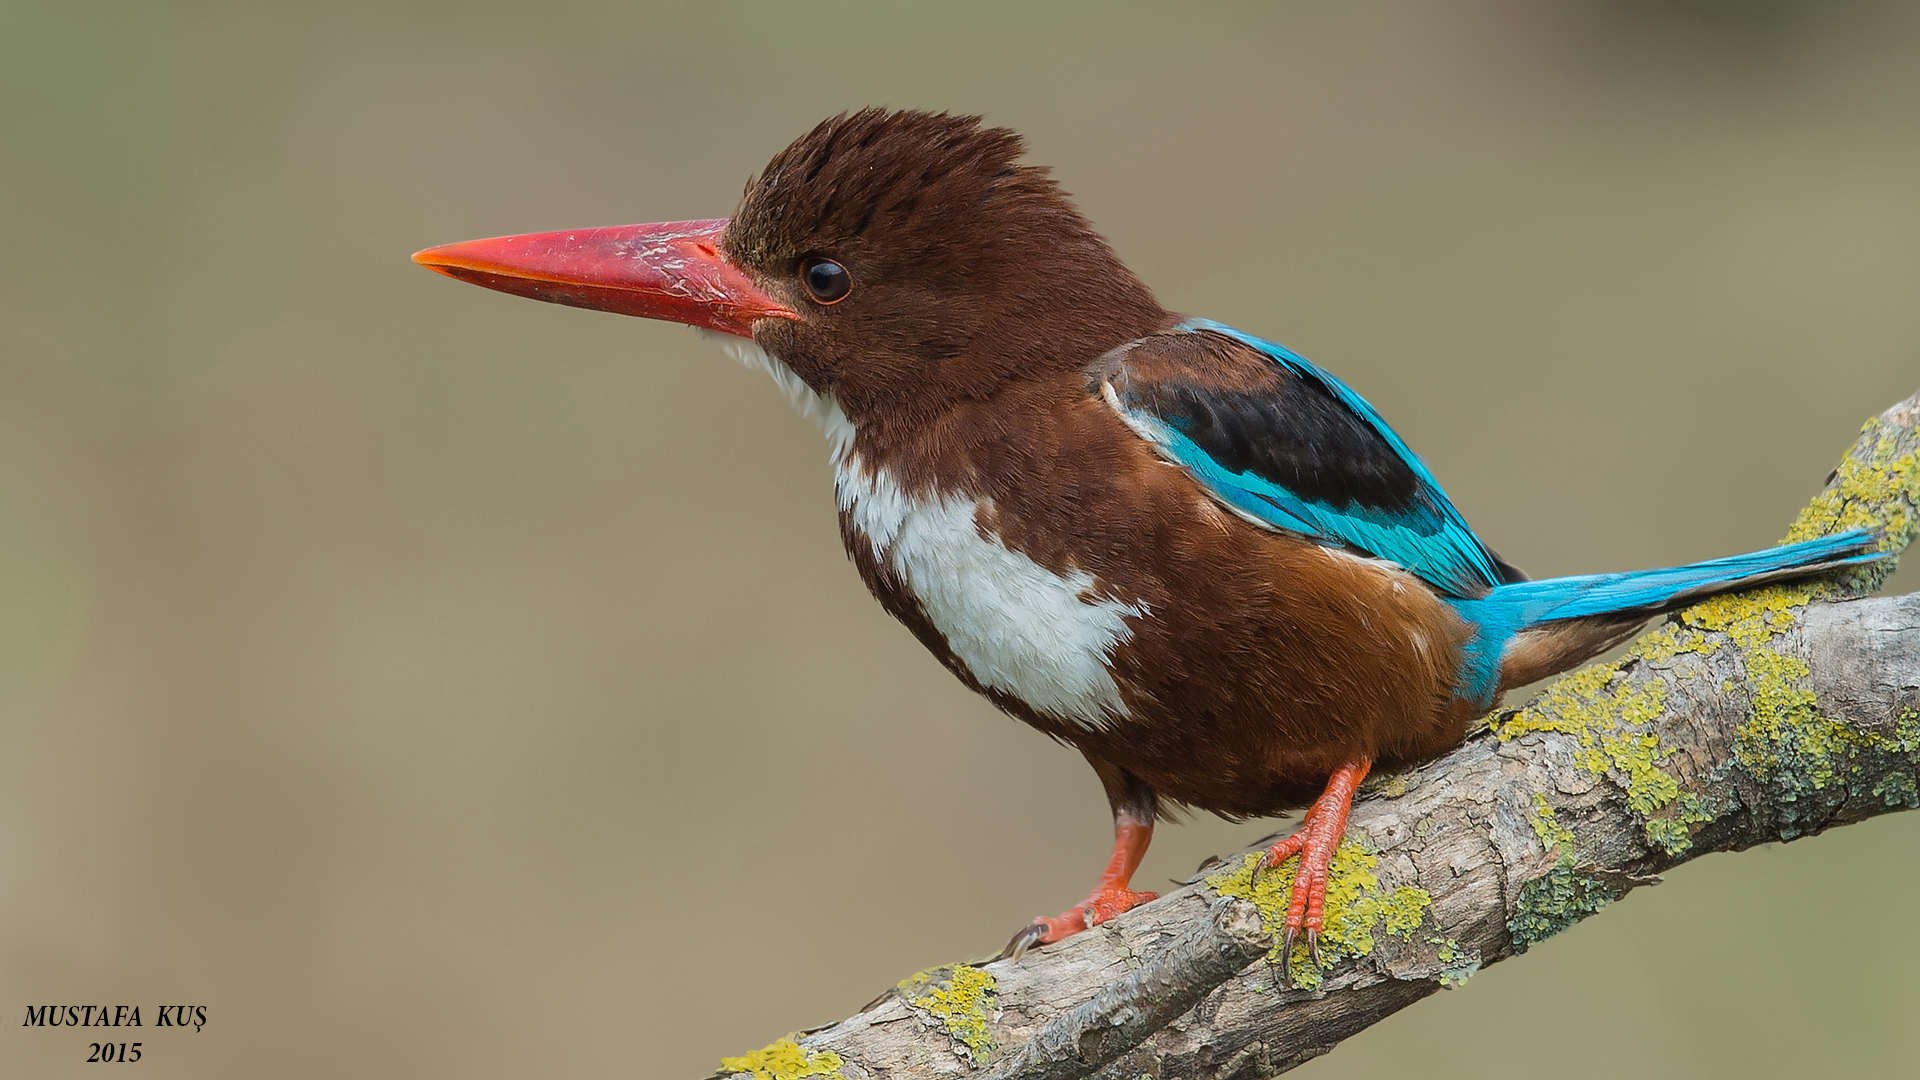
[2,1,1918,1077]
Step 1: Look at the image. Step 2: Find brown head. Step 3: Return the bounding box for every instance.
[413,109,1169,434]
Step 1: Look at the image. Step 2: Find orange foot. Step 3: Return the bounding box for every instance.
[1002,884,1159,961]
[1258,758,1371,982]
[1000,821,1157,961]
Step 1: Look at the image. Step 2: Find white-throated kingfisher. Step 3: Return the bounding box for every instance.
[413,110,1881,971]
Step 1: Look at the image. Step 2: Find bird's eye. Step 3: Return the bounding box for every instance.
[800,257,852,304]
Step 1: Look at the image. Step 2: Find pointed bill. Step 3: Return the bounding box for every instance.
[412,218,798,338]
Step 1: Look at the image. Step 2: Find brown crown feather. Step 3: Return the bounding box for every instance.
[722,109,1171,439]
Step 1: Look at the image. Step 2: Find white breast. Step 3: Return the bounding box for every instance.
[837,461,1145,731]
[703,329,1145,730]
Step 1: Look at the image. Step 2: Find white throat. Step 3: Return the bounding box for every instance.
[702,330,1146,731]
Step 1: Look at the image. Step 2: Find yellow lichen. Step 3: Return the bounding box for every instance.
[1782,427,1917,564]
[1498,574,1912,852]
[1206,840,1431,989]
[1493,665,1707,854]
[1658,588,1920,838]
[1527,792,1574,853]
[898,964,997,1061]
[719,1037,846,1080]
[1362,770,1413,798]
[1427,935,1480,986]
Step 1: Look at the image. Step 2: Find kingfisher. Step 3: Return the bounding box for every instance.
[413,109,1880,969]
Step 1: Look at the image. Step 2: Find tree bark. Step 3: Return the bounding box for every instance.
[717,388,1920,1080]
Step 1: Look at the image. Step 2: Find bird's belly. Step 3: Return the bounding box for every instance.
[838,463,1146,731]
[1089,539,1482,816]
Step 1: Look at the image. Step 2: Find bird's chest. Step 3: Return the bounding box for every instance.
[835,461,1145,730]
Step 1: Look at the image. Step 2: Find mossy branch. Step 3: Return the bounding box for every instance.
[716,388,1920,1080]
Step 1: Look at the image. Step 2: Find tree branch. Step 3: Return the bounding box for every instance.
[716,389,1920,1080]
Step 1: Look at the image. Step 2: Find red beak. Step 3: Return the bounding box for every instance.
[411,219,799,338]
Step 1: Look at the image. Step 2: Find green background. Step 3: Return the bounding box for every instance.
[2,2,1917,1077]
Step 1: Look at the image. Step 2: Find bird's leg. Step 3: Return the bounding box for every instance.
[1000,763,1158,961]
[1257,757,1371,978]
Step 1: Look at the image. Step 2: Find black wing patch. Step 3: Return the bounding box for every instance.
[1114,333,1422,514]
[1095,322,1505,598]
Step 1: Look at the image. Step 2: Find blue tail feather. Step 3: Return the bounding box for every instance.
[1478,528,1882,625]
[1447,528,1884,705]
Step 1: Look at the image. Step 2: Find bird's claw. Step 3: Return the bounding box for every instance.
[1254,834,1303,883]
[998,921,1050,963]
[1275,926,1326,988]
